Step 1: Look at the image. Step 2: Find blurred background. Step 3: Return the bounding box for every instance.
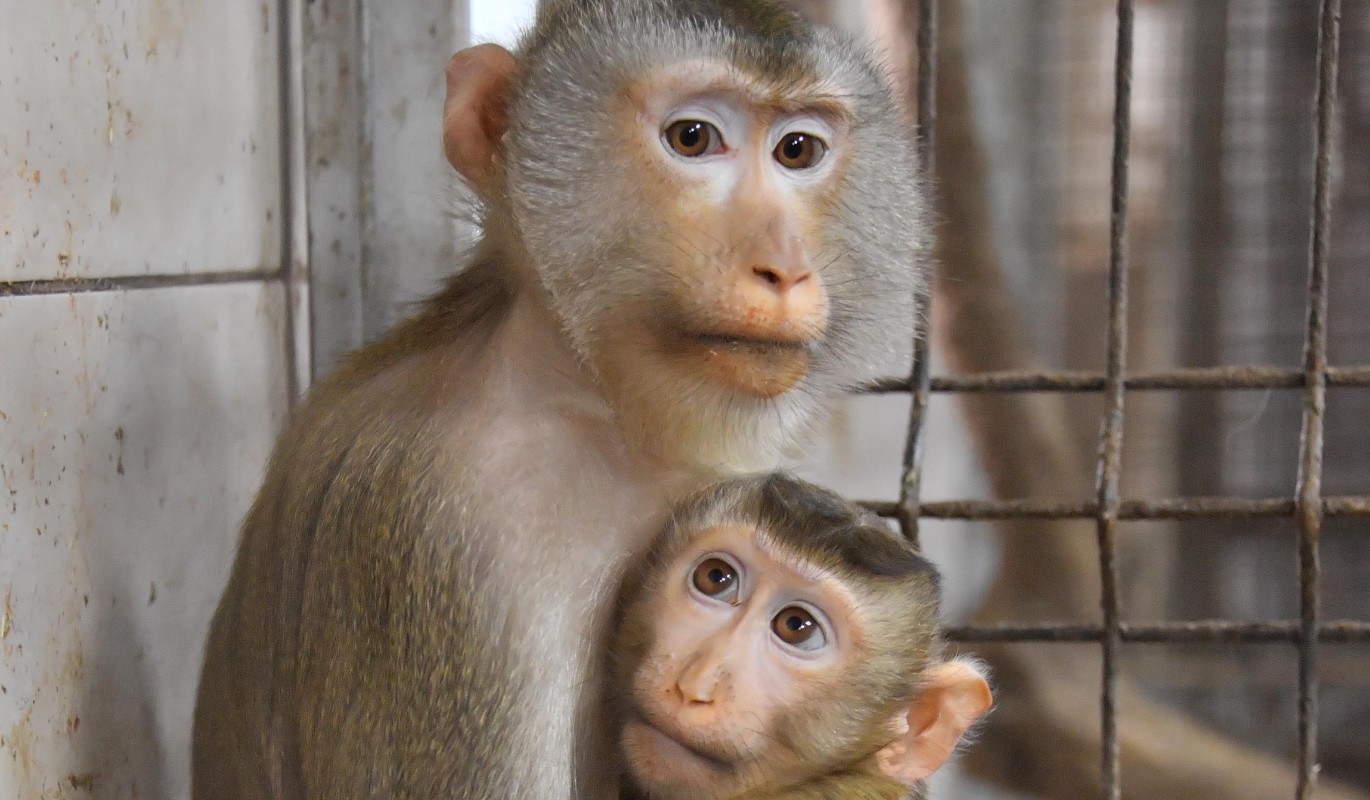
[1,1,1366,798]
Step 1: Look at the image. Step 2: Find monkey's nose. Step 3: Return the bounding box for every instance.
[674,657,720,705]
[676,676,716,706]
[751,263,812,294]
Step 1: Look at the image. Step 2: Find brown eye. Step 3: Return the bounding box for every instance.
[691,557,739,600]
[774,132,826,169]
[771,606,827,651]
[665,120,720,158]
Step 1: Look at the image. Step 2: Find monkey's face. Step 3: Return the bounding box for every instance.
[605,66,847,403]
[617,523,880,800]
[505,21,923,468]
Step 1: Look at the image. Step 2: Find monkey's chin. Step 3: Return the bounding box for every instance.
[622,719,734,798]
[682,337,811,399]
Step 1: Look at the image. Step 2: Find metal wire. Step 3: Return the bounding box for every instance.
[864,364,1370,393]
[1094,4,1134,795]
[860,495,1370,521]
[895,0,938,548]
[1295,1,1341,796]
[889,2,1359,798]
[944,620,1370,644]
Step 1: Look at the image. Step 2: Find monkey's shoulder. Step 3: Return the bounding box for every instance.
[263,312,664,546]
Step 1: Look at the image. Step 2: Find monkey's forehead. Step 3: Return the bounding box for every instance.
[751,524,938,593]
[621,60,856,125]
[749,524,831,581]
[669,474,939,581]
[673,523,865,602]
[679,521,934,594]
[519,0,884,107]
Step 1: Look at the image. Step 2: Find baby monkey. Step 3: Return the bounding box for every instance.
[610,474,992,800]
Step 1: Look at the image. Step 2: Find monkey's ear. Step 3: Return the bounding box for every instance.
[443,43,518,195]
[874,659,992,785]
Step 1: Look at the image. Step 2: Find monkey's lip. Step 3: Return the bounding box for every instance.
[624,714,736,773]
[678,330,813,399]
[682,330,813,351]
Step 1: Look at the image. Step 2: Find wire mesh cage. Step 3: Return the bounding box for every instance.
[861,1,1370,797]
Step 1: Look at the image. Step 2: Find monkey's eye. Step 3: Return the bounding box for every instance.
[771,606,827,651]
[773,132,826,170]
[664,120,723,158]
[691,557,739,601]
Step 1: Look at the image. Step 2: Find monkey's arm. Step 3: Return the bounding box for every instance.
[284,422,566,800]
[197,365,577,800]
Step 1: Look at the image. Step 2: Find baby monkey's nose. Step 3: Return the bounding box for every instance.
[674,653,723,706]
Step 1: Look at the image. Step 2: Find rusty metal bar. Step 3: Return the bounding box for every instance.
[860,495,1370,521]
[1295,2,1340,797]
[863,364,1370,393]
[1095,5,1133,795]
[944,620,1370,644]
[895,0,938,547]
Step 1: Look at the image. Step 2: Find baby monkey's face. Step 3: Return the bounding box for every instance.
[619,523,866,800]
[614,474,991,800]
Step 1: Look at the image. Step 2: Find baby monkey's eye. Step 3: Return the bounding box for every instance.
[771,606,827,651]
[665,120,723,158]
[691,557,739,600]
[774,132,826,170]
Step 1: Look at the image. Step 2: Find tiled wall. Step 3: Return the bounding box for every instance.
[0,0,462,796]
[0,3,293,797]
[0,287,290,798]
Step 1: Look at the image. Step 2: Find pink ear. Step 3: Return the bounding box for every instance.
[875,660,992,784]
[443,44,518,194]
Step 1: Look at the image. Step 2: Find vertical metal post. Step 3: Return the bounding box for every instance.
[1096,1,1134,797]
[1295,1,1340,797]
[279,0,310,404]
[897,0,938,546]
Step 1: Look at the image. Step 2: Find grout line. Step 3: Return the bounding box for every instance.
[0,269,280,297]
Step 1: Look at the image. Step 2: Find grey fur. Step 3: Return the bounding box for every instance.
[192,3,926,799]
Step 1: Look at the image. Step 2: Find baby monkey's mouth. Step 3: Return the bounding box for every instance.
[624,708,738,773]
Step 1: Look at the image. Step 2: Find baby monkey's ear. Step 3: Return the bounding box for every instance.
[875,659,992,784]
[443,43,518,195]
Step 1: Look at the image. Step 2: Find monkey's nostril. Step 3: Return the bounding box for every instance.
[753,266,783,286]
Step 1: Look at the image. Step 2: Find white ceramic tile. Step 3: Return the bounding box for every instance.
[0,283,289,799]
[0,2,282,280]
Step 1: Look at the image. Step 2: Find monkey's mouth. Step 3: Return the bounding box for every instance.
[684,331,812,351]
[623,714,736,775]
[679,331,813,399]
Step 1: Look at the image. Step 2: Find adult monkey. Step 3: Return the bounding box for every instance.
[192,1,925,798]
